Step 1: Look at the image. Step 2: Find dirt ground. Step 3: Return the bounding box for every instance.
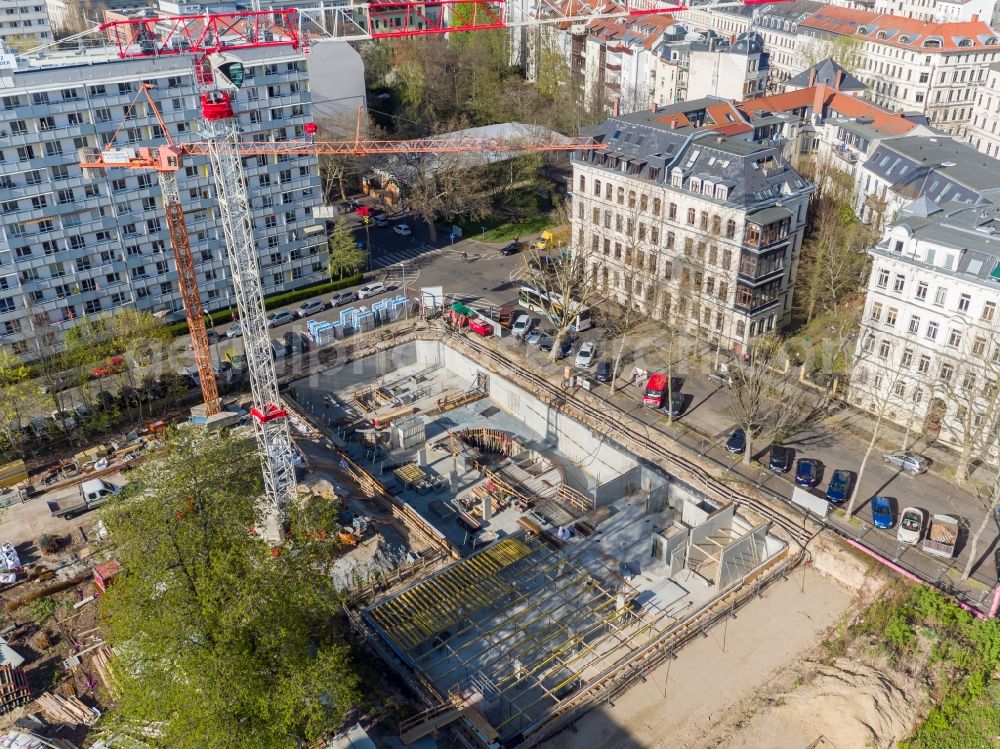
[544,566,861,749]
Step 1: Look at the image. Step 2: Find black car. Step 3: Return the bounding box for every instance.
[499,241,523,256]
[768,445,793,474]
[665,393,687,418]
[595,360,611,383]
[539,334,555,352]
[554,338,575,360]
[725,428,746,454]
[795,458,820,488]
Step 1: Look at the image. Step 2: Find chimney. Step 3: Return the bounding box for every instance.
[835,70,844,90]
[808,68,816,88]
[973,12,979,21]
[613,97,620,117]
[670,118,677,129]
[730,33,736,46]
[650,101,657,112]
[812,83,827,121]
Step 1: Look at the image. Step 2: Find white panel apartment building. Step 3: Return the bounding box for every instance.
[571,104,813,352]
[800,7,1000,137]
[0,46,342,358]
[0,0,52,49]
[850,199,1000,461]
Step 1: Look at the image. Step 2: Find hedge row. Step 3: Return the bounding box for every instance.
[164,272,365,337]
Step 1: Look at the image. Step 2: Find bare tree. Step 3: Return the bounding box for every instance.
[316,112,368,204]
[961,460,1000,581]
[725,333,788,465]
[521,214,603,363]
[399,150,491,243]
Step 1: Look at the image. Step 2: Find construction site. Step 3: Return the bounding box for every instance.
[288,336,800,748]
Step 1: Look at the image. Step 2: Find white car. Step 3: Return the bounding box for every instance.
[575,341,596,368]
[393,224,412,236]
[897,507,926,545]
[295,299,326,318]
[357,282,387,299]
[225,322,242,338]
[511,314,532,337]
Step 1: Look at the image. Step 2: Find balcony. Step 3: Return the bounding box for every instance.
[734,280,782,314]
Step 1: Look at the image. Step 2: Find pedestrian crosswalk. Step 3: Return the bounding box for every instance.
[373,246,438,268]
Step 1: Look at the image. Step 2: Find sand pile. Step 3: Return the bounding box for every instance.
[707,657,919,749]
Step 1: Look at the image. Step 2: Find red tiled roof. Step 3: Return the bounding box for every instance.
[654,100,751,134]
[739,84,916,136]
[801,6,999,52]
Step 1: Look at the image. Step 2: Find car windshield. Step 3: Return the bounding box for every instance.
[831,475,846,490]
[902,514,920,531]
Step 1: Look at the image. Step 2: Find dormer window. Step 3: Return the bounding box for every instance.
[987,37,999,46]
[876,31,887,40]
[671,168,683,188]
[715,185,729,201]
[702,180,714,197]
[898,34,912,43]
[957,38,973,47]
[857,26,868,35]
[689,177,701,193]
[923,37,941,48]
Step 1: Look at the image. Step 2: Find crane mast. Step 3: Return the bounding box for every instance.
[200,108,294,541]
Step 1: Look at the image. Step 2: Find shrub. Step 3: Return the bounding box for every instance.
[29,597,56,624]
[38,534,61,555]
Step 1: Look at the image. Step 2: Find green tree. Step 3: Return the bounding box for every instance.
[99,431,360,749]
[800,36,866,77]
[0,348,41,451]
[328,219,367,279]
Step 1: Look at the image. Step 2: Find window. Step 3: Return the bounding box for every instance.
[933,286,946,306]
[640,194,648,212]
[893,274,905,293]
[893,381,907,397]
[973,337,987,355]
[983,301,996,321]
[900,348,913,368]
[665,232,675,249]
[962,372,976,391]
[918,355,930,374]
[591,207,599,224]
[870,302,883,321]
[722,249,732,271]
[699,211,708,230]
[885,308,897,327]
[579,175,586,192]
[617,187,624,205]
[926,321,939,340]
[908,315,920,334]
[916,281,928,300]
[939,362,954,383]
[628,190,636,208]
[948,329,962,348]
[862,333,875,352]
[958,293,971,312]
[593,178,600,196]
[669,203,677,220]
[876,268,889,289]
[878,340,890,359]
[726,219,736,239]
[686,208,696,225]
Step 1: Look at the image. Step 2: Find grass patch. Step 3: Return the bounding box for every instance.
[455,213,555,243]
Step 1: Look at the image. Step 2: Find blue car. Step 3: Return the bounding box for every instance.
[825,469,851,504]
[794,458,819,488]
[725,428,746,454]
[871,496,894,529]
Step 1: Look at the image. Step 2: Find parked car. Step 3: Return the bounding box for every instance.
[665,393,687,418]
[92,356,126,379]
[266,310,294,328]
[393,224,412,236]
[897,506,926,544]
[331,290,358,307]
[575,341,596,368]
[373,214,389,227]
[870,496,894,529]
[794,458,819,488]
[39,373,71,394]
[768,445,793,474]
[725,428,746,454]
[595,360,611,383]
[643,373,668,408]
[538,334,554,352]
[525,329,542,346]
[511,314,533,337]
[469,319,494,337]
[880,451,929,474]
[50,410,77,431]
[225,322,242,338]
[72,403,91,420]
[283,331,311,354]
[357,282,387,299]
[555,339,574,360]
[500,241,523,256]
[295,299,326,318]
[825,469,852,504]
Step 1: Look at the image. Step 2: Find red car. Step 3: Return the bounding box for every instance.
[92,355,126,379]
[469,319,494,337]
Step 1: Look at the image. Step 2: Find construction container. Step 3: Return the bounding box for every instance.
[356,312,376,333]
[394,416,426,449]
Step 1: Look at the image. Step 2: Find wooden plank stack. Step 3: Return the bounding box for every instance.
[36,692,98,725]
[0,664,29,713]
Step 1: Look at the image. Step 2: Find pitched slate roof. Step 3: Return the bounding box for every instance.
[786,59,865,91]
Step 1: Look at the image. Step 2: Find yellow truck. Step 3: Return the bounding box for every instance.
[534,226,570,251]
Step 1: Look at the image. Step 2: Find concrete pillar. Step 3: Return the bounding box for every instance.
[482,492,492,523]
